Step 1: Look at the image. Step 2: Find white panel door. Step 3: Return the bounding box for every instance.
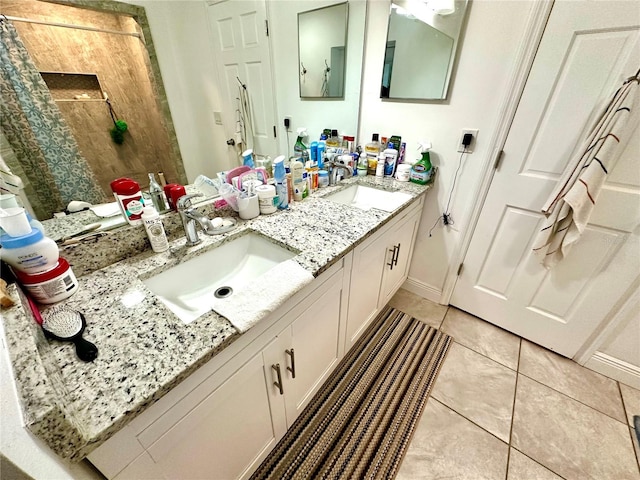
[207,0,278,159]
[451,0,640,357]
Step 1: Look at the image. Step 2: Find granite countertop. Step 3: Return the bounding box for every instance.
[1,176,430,461]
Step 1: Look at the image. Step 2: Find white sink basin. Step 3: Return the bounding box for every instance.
[325,184,412,212]
[143,233,296,324]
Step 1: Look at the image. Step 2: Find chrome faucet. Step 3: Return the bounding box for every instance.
[177,193,216,247]
[326,158,354,186]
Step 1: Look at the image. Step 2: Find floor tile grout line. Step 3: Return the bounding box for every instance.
[518,371,629,427]
[430,396,511,448]
[504,338,522,480]
[510,446,569,480]
[450,339,518,372]
[618,381,640,475]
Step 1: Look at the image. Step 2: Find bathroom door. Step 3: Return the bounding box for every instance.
[450,0,640,358]
[207,0,279,160]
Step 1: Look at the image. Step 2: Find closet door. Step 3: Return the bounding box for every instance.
[451,0,640,357]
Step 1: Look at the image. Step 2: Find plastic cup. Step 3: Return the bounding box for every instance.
[0,194,20,209]
[0,207,33,237]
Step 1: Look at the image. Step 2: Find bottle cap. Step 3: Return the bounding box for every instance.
[142,206,159,217]
[15,258,70,284]
[372,133,379,141]
[112,179,141,195]
[0,228,43,249]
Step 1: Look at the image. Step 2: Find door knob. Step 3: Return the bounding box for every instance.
[226,138,235,146]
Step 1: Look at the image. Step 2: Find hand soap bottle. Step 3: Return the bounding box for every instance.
[410,141,433,185]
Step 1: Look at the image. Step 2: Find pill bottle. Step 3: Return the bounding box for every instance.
[318,170,329,188]
[256,184,277,215]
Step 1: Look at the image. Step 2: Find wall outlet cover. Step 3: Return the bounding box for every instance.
[458,129,479,153]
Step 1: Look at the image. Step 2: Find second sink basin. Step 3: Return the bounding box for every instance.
[325,184,412,212]
[142,233,296,324]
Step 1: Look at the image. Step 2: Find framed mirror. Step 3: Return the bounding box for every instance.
[298,2,349,98]
[381,0,468,100]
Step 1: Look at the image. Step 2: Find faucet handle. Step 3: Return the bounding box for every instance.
[177,193,203,210]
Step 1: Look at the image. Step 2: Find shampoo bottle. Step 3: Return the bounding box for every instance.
[365,134,381,175]
[410,141,433,185]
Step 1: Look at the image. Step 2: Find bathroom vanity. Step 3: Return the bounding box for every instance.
[1,176,428,479]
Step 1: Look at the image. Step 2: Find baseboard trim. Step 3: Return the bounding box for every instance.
[402,277,443,304]
[584,352,640,389]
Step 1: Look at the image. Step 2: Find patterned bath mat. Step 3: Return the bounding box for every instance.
[250,305,452,480]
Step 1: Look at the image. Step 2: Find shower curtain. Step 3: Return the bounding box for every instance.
[0,18,105,219]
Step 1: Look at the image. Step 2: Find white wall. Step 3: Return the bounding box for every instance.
[269,0,366,153]
[358,0,534,300]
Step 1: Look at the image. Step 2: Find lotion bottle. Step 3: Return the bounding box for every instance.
[141,206,169,252]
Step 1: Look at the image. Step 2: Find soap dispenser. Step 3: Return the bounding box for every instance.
[410,141,433,185]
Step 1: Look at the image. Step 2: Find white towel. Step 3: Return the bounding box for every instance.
[90,202,121,218]
[532,77,639,268]
[212,260,314,333]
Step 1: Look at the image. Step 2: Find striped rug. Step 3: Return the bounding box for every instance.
[251,305,452,480]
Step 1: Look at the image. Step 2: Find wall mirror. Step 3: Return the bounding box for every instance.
[381,0,468,100]
[298,2,349,98]
[0,0,186,220]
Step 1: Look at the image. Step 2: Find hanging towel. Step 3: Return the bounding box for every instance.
[235,77,254,154]
[532,73,639,268]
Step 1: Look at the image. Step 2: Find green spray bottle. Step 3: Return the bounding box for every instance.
[410,141,433,185]
[293,127,309,163]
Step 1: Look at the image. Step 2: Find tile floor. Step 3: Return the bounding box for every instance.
[389,288,640,480]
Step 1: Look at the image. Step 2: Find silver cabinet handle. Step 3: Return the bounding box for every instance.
[393,243,401,267]
[285,348,296,378]
[272,363,284,395]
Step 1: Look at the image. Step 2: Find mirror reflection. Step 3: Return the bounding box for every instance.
[298,2,349,98]
[381,0,468,100]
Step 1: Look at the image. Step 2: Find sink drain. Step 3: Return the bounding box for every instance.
[214,286,233,299]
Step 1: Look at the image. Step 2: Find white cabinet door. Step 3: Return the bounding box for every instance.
[380,213,420,306]
[345,230,388,349]
[264,276,343,427]
[147,351,284,480]
[283,279,342,425]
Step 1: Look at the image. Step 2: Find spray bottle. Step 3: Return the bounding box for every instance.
[410,141,433,185]
[294,128,309,163]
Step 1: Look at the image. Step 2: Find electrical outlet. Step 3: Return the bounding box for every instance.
[284,116,292,130]
[458,129,479,153]
[213,111,223,126]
